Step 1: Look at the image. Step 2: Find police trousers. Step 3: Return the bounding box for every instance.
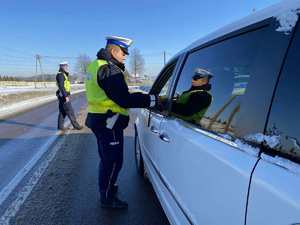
[91,126,124,199]
[57,96,80,129]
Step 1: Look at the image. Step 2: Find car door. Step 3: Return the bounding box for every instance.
[246,21,300,225]
[155,20,292,225]
[136,58,180,170]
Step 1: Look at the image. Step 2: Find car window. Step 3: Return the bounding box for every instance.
[170,22,292,141]
[150,59,178,113]
[265,23,300,163]
[159,76,172,97]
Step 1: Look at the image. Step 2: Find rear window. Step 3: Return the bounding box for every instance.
[265,22,300,163]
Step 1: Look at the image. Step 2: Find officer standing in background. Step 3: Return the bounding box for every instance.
[85,36,157,209]
[56,61,82,130]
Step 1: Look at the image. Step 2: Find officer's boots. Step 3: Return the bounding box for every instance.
[100,186,128,209]
[73,122,83,130]
[111,184,118,195]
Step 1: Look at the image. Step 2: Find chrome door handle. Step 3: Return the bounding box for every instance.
[150,126,159,134]
[159,133,170,142]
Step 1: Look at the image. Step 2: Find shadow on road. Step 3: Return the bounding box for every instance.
[0,119,57,131]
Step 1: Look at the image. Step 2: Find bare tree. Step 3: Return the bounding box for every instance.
[76,54,91,75]
[129,48,145,80]
[123,70,130,84]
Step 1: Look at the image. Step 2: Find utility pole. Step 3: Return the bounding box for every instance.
[35,54,45,87]
[134,55,137,82]
[163,51,166,66]
[34,55,37,88]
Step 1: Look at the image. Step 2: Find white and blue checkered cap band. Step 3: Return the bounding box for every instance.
[59,61,69,65]
[106,39,129,49]
[195,68,212,76]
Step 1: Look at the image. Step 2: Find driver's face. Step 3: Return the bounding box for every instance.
[192,77,208,87]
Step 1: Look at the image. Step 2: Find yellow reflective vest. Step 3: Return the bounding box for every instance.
[63,73,71,93]
[56,72,71,94]
[85,59,128,116]
[172,90,212,123]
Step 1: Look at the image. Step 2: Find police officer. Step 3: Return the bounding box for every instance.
[56,61,82,130]
[85,36,157,209]
[171,68,213,124]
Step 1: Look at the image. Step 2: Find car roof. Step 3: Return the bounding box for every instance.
[171,0,300,60]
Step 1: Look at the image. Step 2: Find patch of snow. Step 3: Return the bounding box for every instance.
[234,139,260,157]
[0,87,56,95]
[0,84,84,95]
[287,136,300,150]
[261,153,300,175]
[276,8,300,34]
[244,133,280,149]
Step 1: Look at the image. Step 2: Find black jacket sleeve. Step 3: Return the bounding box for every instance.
[56,73,68,98]
[172,92,212,116]
[97,65,151,108]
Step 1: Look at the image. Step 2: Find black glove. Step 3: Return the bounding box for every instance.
[154,94,164,111]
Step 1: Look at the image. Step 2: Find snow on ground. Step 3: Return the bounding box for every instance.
[0,84,85,119]
[0,87,55,95]
[0,84,84,96]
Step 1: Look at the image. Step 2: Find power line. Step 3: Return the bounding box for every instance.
[0,46,35,56]
[42,55,79,59]
[0,54,33,60]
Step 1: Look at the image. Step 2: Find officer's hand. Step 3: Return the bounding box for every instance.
[155,95,164,111]
[65,96,70,103]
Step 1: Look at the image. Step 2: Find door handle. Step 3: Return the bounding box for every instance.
[150,126,159,134]
[159,133,170,142]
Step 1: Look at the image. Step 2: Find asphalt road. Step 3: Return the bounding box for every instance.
[0,93,86,198]
[0,94,169,225]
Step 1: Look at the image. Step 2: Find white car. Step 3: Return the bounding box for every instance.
[134,1,300,225]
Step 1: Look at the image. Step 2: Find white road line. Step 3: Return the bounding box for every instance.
[0,92,84,224]
[0,95,83,206]
[0,132,59,206]
[0,125,71,225]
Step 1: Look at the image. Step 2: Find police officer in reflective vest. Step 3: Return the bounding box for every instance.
[171,68,213,124]
[56,61,82,130]
[85,36,157,209]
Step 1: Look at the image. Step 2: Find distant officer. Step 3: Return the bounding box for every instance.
[85,36,157,209]
[56,61,82,130]
[171,68,213,124]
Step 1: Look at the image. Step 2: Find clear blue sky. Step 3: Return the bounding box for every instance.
[0,0,280,77]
